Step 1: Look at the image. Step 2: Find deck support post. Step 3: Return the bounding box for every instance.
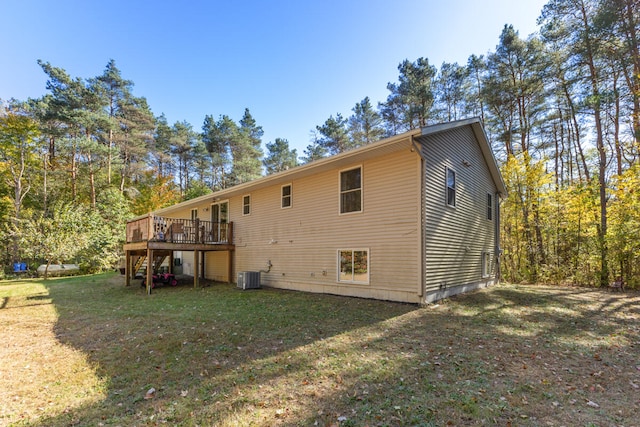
[194,249,200,288]
[146,247,153,295]
[125,251,131,286]
[200,251,205,280]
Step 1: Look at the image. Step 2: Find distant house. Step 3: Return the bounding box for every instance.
[124,117,507,303]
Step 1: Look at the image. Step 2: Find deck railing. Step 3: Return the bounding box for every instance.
[126,215,233,245]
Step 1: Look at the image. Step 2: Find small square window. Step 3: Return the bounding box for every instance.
[487,193,493,220]
[282,184,292,208]
[242,195,251,215]
[446,167,456,207]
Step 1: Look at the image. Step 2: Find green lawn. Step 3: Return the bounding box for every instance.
[1,273,638,426]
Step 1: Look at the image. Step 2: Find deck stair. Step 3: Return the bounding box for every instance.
[133,254,169,277]
[133,256,146,276]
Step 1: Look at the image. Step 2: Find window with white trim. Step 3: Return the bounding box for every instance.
[191,208,198,220]
[242,195,251,216]
[340,166,362,214]
[338,249,369,284]
[446,167,456,207]
[487,193,493,220]
[482,251,493,278]
[281,184,292,208]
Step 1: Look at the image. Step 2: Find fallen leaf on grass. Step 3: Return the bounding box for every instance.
[586,400,599,408]
[144,388,156,399]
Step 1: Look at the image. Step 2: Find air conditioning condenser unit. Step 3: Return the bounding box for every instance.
[237,271,261,290]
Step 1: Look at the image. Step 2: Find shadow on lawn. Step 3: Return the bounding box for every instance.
[28,277,640,426]
[30,274,420,426]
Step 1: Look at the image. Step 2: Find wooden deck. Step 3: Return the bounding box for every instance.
[125,215,233,247]
[123,215,234,293]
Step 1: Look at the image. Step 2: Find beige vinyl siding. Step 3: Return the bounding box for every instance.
[421,125,497,294]
[204,251,230,282]
[162,207,196,221]
[232,145,422,303]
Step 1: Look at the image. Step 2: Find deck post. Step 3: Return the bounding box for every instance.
[125,251,131,286]
[148,213,154,241]
[146,247,153,295]
[200,251,205,280]
[194,249,200,288]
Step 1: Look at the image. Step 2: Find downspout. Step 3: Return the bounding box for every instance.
[411,135,426,298]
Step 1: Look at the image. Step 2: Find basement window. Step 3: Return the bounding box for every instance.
[482,251,493,278]
[338,249,369,284]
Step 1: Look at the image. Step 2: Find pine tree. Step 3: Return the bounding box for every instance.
[264,138,298,174]
[316,113,350,155]
[348,97,384,146]
[231,109,263,184]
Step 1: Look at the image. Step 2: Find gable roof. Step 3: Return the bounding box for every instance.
[150,118,505,217]
[415,117,507,197]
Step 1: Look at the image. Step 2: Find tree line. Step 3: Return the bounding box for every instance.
[1,0,638,286]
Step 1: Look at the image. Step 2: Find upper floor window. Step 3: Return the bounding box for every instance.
[340,166,362,214]
[487,193,493,220]
[242,195,251,215]
[282,184,292,208]
[446,167,456,207]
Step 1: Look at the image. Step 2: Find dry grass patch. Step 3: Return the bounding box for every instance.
[0,281,107,424]
[1,274,639,426]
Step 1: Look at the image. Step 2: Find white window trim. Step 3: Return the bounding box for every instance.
[281,183,292,209]
[242,194,251,216]
[339,165,363,215]
[446,166,456,208]
[337,248,370,284]
[191,208,198,220]
[482,251,493,278]
[487,193,493,221]
[208,200,230,243]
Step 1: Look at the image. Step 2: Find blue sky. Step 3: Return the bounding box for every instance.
[1,0,547,155]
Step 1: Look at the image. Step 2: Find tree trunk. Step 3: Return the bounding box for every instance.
[70,142,78,200]
[108,128,113,185]
[580,1,609,286]
[620,0,640,141]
